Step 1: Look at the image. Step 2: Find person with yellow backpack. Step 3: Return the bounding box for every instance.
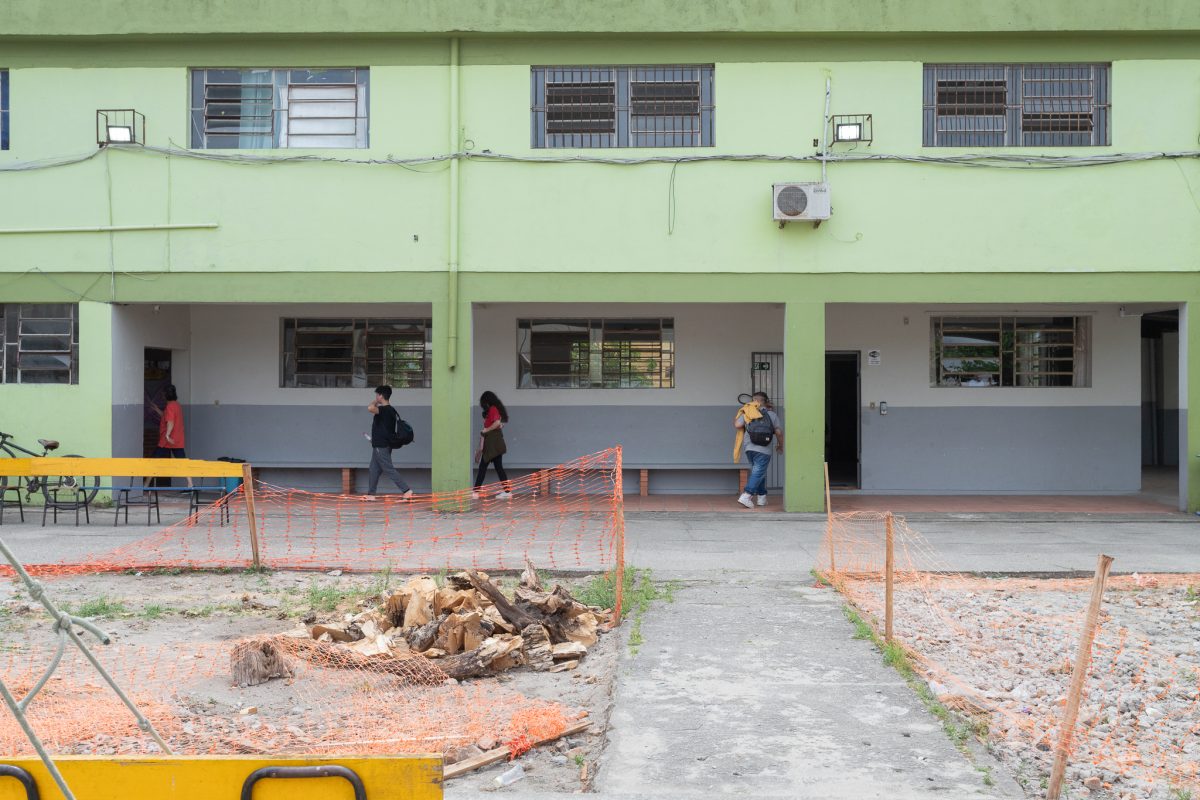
[732,391,784,508]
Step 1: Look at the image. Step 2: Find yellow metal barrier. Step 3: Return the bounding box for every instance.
[0,458,244,479]
[0,755,442,800]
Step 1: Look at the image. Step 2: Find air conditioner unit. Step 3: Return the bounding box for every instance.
[772,182,831,226]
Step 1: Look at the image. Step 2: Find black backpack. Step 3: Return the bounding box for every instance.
[388,408,414,449]
[746,412,775,446]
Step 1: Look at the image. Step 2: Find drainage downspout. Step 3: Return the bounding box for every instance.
[447,37,461,369]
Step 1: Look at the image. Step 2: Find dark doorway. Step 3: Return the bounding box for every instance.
[1141,310,1179,468]
[825,351,860,488]
[144,349,172,486]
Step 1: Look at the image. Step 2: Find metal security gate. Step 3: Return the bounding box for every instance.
[750,351,784,491]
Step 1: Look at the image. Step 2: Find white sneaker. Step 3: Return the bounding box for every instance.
[756,495,767,507]
[737,492,754,509]
[495,491,513,499]
[471,491,481,500]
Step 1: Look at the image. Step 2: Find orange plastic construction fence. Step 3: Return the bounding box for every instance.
[10,448,626,577]
[822,510,1200,800]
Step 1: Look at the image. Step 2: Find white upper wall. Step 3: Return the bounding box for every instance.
[827,303,1141,407]
[189,304,433,406]
[473,303,785,407]
[111,304,191,405]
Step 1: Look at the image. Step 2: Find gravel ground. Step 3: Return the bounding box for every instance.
[840,574,1200,800]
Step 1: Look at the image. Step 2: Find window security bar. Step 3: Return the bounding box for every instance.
[0,535,173,800]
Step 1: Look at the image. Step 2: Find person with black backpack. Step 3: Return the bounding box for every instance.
[733,391,784,509]
[365,384,414,499]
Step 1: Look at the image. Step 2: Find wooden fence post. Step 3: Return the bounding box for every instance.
[824,462,836,573]
[1046,553,1113,800]
[242,464,261,570]
[885,511,894,643]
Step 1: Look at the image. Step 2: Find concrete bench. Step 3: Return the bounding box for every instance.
[503,462,747,497]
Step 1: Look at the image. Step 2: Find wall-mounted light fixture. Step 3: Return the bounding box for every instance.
[831,114,872,145]
[96,109,145,146]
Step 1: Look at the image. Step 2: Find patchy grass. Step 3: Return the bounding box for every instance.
[305,581,357,613]
[1171,787,1194,800]
[73,597,127,618]
[842,605,874,640]
[841,603,987,754]
[140,604,172,620]
[810,568,831,587]
[183,605,216,618]
[578,568,680,655]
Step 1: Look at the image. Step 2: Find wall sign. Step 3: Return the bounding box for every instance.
[867,349,881,366]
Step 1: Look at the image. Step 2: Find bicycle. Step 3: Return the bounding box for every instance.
[0,431,100,525]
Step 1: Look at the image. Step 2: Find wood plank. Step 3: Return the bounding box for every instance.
[443,720,590,780]
[0,457,245,479]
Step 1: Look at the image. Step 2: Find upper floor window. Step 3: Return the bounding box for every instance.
[1,70,9,150]
[518,318,675,388]
[923,64,1110,147]
[1,304,80,385]
[532,66,714,148]
[931,316,1091,388]
[281,318,430,388]
[190,68,369,149]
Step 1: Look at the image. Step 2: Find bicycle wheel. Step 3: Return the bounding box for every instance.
[40,455,100,509]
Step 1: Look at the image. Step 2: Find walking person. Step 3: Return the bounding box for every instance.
[733,391,784,509]
[473,391,512,499]
[151,384,193,488]
[366,385,414,499]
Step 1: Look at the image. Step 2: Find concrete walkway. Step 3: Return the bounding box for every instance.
[447,512,1197,798]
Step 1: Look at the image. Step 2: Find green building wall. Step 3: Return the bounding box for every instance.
[1,2,1198,509]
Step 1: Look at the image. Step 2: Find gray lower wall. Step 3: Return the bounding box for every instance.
[1141,404,1181,466]
[490,405,771,467]
[111,405,144,459]
[113,402,1147,495]
[861,406,1141,493]
[112,405,434,467]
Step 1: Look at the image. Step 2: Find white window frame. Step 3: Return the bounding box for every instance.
[190,67,369,149]
[930,315,1091,388]
[281,318,431,389]
[1,303,80,385]
[517,318,675,388]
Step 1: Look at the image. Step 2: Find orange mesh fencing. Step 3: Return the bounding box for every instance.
[822,511,1200,799]
[0,635,578,759]
[12,448,625,577]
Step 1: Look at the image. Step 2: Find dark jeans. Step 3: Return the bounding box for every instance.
[743,450,771,496]
[368,446,411,494]
[474,454,510,490]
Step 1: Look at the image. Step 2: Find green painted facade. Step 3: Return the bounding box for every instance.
[1,2,1198,510]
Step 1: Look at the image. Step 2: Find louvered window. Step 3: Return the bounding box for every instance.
[0,70,8,150]
[532,66,713,148]
[1,304,79,385]
[923,64,1109,147]
[191,68,369,149]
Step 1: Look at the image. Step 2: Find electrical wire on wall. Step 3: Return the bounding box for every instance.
[6,143,1200,174]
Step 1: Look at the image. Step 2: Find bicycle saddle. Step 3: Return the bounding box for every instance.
[38,439,60,451]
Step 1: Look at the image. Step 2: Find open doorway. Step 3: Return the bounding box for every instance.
[144,348,172,485]
[825,351,860,488]
[1141,310,1179,505]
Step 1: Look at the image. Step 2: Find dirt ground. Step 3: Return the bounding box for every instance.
[1,568,621,793]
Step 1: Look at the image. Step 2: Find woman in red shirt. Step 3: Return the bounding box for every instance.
[473,391,511,499]
[152,385,192,487]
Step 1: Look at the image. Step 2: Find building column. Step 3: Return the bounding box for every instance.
[783,301,825,512]
[1184,302,1199,512]
[431,300,473,494]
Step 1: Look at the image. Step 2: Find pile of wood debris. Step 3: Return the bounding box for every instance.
[278,563,612,682]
